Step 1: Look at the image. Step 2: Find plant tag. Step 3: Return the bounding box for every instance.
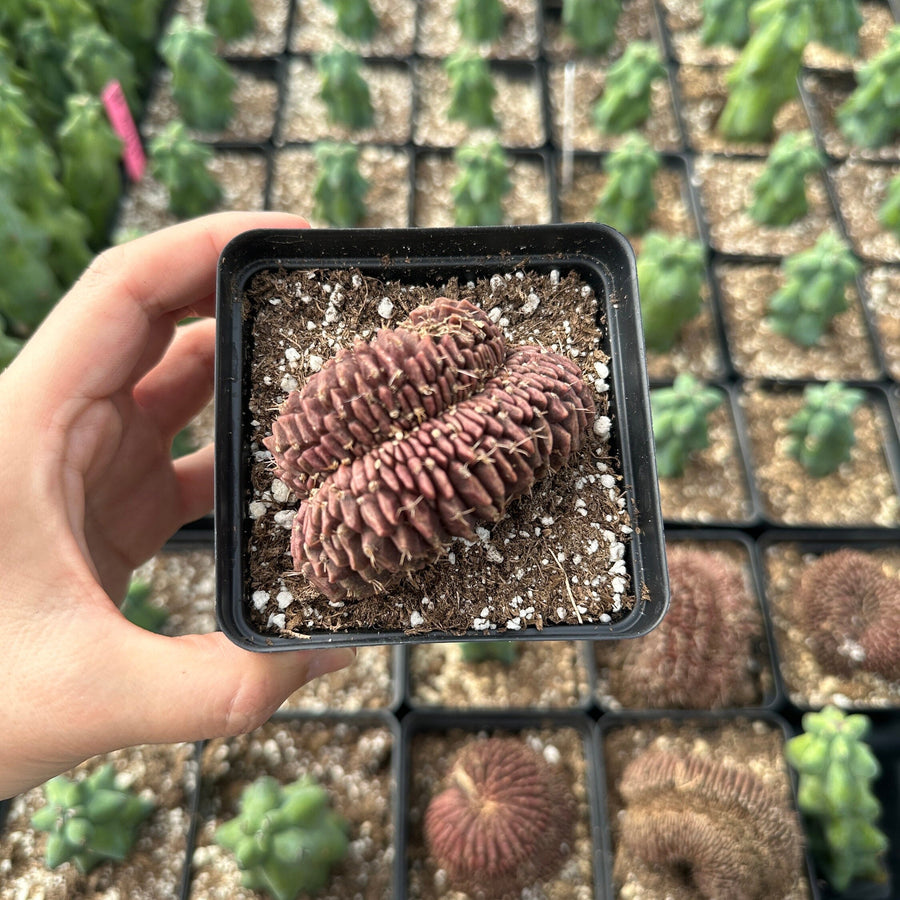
[101,80,146,181]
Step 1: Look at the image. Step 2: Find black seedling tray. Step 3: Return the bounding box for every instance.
[215,223,668,650]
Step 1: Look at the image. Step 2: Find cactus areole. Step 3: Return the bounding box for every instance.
[265,297,595,601]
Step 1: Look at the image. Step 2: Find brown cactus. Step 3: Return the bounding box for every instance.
[616,748,804,900]
[424,737,575,897]
[265,297,595,600]
[796,548,900,681]
[605,545,760,708]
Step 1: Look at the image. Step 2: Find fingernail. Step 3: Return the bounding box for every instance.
[307,647,357,680]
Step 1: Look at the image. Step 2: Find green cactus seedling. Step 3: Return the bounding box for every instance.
[451,140,512,226]
[31,763,155,873]
[0,320,24,370]
[445,48,497,129]
[323,0,379,42]
[651,374,724,478]
[748,131,824,226]
[878,174,900,238]
[215,775,348,900]
[785,381,865,477]
[316,46,374,130]
[121,578,169,634]
[64,22,139,116]
[149,121,223,219]
[159,16,237,131]
[93,0,165,79]
[700,0,753,48]
[812,0,863,58]
[592,132,660,235]
[766,231,860,347]
[636,231,706,352]
[786,706,889,891]
[458,641,519,664]
[837,27,900,149]
[455,0,505,44]
[561,0,622,55]
[592,42,666,135]
[205,0,256,42]
[313,141,369,227]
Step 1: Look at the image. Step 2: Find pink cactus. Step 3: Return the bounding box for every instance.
[265,297,595,600]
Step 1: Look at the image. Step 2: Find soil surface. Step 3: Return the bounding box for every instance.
[171,0,290,57]
[863,266,900,380]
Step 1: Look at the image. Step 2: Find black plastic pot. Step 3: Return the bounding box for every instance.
[215,223,668,650]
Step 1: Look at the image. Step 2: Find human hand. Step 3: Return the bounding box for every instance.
[0,212,355,800]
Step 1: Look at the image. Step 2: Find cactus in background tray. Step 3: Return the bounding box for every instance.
[786,706,889,892]
[455,0,505,44]
[313,141,369,227]
[766,231,860,346]
[700,0,753,48]
[64,22,139,115]
[879,174,900,238]
[452,140,512,225]
[323,0,379,42]
[592,41,666,134]
[636,231,705,352]
[812,0,863,57]
[592,132,660,235]
[205,0,256,42]
[651,375,724,478]
[149,121,222,219]
[748,131,824,226]
[837,27,900,148]
[445,47,497,129]
[215,775,348,900]
[785,381,865,477]
[316,46,374,130]
[93,0,167,80]
[458,641,519,664]
[120,577,169,634]
[159,16,236,131]
[561,0,622,55]
[31,763,155,873]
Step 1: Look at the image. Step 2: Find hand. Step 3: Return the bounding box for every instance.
[0,212,355,800]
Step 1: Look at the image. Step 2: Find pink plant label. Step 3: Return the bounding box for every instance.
[101,80,146,181]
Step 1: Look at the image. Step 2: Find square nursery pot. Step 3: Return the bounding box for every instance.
[215,224,668,650]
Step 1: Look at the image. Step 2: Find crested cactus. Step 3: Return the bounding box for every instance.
[455,0,505,44]
[323,0,379,42]
[766,231,860,346]
[606,545,760,708]
[748,131,824,226]
[312,141,369,227]
[64,22,139,116]
[592,41,666,134]
[785,381,865,477]
[592,132,660,235]
[636,231,706,352]
[794,549,900,681]
[120,577,169,634]
[617,747,804,899]
[205,0,256,42]
[451,140,511,226]
[458,641,519,664]
[445,48,497,129]
[265,296,595,600]
[149,121,223,219]
[30,763,155,873]
[561,0,622,55]
[424,737,574,895]
[159,16,236,131]
[837,27,900,148]
[316,46,374,130]
[879,174,900,238]
[214,775,348,900]
[700,0,753,48]
[651,375,724,479]
[786,706,889,891]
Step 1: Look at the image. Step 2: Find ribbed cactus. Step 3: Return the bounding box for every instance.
[455,0,505,44]
[458,641,519,664]
[700,0,753,48]
[323,0,379,42]
[149,121,222,219]
[561,0,622,55]
[592,132,660,235]
[214,775,348,900]
[592,41,666,134]
[879,174,900,238]
[159,16,236,131]
[636,231,706,352]
[452,140,511,226]
[313,141,369,227]
[766,231,860,346]
[266,296,594,600]
[205,0,256,42]
[785,381,865,477]
[445,48,497,129]
[120,577,169,634]
[63,22,139,115]
[651,375,724,478]
[748,131,824,226]
[837,27,900,148]
[786,706,889,892]
[316,46,374,130]
[30,764,155,873]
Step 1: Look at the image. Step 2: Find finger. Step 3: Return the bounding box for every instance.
[173,443,215,526]
[135,318,217,439]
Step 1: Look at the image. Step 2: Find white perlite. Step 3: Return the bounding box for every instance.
[377,297,395,319]
[252,590,270,611]
[410,611,424,627]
